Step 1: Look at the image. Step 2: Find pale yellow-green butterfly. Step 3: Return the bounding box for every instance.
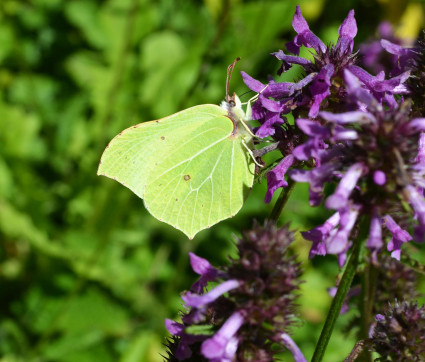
[98,59,257,239]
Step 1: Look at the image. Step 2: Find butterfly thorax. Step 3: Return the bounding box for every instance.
[220,95,253,141]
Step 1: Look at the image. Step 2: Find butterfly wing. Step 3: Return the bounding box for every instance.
[98,105,225,198]
[98,104,254,239]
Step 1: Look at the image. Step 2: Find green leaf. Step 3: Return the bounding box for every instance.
[185,324,215,336]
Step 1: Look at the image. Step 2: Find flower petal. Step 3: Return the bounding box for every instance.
[281,333,308,362]
[189,252,220,293]
[325,163,364,210]
[336,9,357,53]
[384,215,412,260]
[241,71,266,93]
[201,312,244,360]
[255,111,284,138]
[182,280,240,308]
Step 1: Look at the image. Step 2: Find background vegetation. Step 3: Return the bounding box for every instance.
[0,0,424,361]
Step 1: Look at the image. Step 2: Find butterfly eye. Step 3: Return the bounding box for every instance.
[229,99,236,107]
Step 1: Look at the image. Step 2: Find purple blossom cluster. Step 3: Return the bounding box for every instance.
[243,5,424,265]
[164,222,304,362]
[371,300,425,359]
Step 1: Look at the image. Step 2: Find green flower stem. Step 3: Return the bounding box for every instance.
[311,239,362,362]
[359,263,377,361]
[270,179,295,222]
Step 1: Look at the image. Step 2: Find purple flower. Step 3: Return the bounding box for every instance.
[164,319,206,360]
[201,312,244,360]
[264,154,295,203]
[335,9,357,53]
[366,210,384,262]
[358,21,413,77]
[189,252,221,294]
[380,39,414,76]
[280,333,308,362]
[285,5,326,56]
[325,163,364,210]
[326,205,359,266]
[373,170,386,185]
[239,7,411,218]
[301,212,340,257]
[182,280,240,308]
[384,215,412,260]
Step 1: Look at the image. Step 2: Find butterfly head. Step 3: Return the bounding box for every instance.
[221,94,249,122]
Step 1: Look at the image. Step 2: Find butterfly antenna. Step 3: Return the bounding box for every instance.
[226,57,241,103]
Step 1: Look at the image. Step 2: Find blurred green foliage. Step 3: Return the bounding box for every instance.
[0,0,423,361]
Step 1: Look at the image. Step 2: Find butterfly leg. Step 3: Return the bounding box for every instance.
[242,139,264,167]
[241,84,269,121]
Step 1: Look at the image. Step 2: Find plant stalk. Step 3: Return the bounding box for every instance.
[270,179,295,222]
[359,262,377,361]
[311,239,362,362]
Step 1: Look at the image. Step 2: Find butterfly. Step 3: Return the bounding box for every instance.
[98,59,257,238]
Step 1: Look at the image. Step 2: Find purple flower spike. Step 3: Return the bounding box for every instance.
[189,252,220,293]
[182,279,240,308]
[265,154,295,203]
[373,170,386,186]
[384,215,412,260]
[336,9,357,54]
[201,311,244,360]
[325,163,364,210]
[165,223,302,361]
[302,212,340,258]
[281,333,308,362]
[287,5,326,55]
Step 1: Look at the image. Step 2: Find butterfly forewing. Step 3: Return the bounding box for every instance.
[98,105,227,199]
